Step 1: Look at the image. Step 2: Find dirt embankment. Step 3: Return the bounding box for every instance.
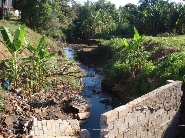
[0,41,11,60]
[0,40,87,137]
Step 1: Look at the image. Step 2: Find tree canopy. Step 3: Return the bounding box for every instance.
[9,0,185,39]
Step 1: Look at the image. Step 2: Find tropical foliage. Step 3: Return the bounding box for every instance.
[0,25,57,94]
[12,0,77,39]
[8,0,185,39]
[101,27,185,95]
[0,25,84,96]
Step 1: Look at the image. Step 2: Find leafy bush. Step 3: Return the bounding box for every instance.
[105,27,153,82]
[0,25,26,89]
[155,51,185,83]
[0,25,57,94]
[102,27,185,96]
[102,27,157,95]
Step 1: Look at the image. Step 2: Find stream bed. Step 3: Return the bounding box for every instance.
[64,47,115,137]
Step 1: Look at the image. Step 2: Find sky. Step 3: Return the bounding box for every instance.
[76,0,185,8]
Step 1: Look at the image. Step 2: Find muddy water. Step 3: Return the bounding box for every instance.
[64,47,113,137]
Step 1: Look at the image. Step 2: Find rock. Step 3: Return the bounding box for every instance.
[77,112,91,120]
[34,108,41,114]
[4,116,16,129]
[15,88,22,95]
[68,95,90,113]
[92,89,100,94]
[79,129,91,138]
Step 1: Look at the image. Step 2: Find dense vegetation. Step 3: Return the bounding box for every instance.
[8,0,185,39]
[3,0,185,97]
[100,29,185,97]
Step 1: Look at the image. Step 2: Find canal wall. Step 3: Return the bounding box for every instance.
[100,80,183,138]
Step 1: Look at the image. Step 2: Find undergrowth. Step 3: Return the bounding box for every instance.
[101,28,185,96]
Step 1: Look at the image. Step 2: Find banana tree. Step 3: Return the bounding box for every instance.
[0,25,26,89]
[26,35,57,93]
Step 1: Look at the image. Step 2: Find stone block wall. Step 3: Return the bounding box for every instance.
[100,81,183,138]
[29,118,80,137]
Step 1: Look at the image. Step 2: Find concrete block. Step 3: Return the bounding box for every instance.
[123,130,132,138]
[115,106,128,119]
[46,130,53,136]
[63,120,70,126]
[64,126,75,136]
[127,130,137,138]
[46,120,52,129]
[37,121,42,130]
[100,110,118,125]
[151,108,163,119]
[41,119,46,125]
[116,132,124,138]
[125,113,137,123]
[128,117,137,128]
[137,112,146,122]
[114,118,125,128]
[58,118,63,124]
[139,130,148,138]
[100,129,109,137]
[55,122,60,130]
[137,126,145,135]
[101,121,114,130]
[59,124,65,133]
[29,130,34,136]
[150,113,163,126]
[42,124,47,131]
[106,128,119,138]
[117,121,129,133]
[33,117,38,127]
[34,130,40,136]
[38,130,43,136]
[51,122,56,131]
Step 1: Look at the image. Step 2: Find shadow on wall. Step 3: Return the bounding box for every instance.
[175,92,185,138]
[163,111,181,138]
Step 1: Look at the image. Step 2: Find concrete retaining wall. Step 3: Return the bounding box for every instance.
[100,81,183,138]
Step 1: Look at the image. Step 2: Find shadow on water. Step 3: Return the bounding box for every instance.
[63,47,114,137]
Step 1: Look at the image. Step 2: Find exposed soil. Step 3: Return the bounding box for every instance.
[145,44,181,62]
[0,41,11,60]
[0,41,87,137]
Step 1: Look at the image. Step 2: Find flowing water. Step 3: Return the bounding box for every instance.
[64,47,114,137]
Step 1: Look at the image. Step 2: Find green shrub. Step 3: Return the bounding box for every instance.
[155,51,185,83]
[0,25,57,94]
[102,27,157,95]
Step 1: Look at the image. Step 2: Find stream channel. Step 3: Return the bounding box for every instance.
[64,47,116,137]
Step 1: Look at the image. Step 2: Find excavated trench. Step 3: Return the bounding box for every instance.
[63,47,120,137]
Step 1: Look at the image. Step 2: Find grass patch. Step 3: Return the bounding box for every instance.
[0,20,55,47]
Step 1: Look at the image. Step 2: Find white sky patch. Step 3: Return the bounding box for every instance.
[75,0,185,8]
